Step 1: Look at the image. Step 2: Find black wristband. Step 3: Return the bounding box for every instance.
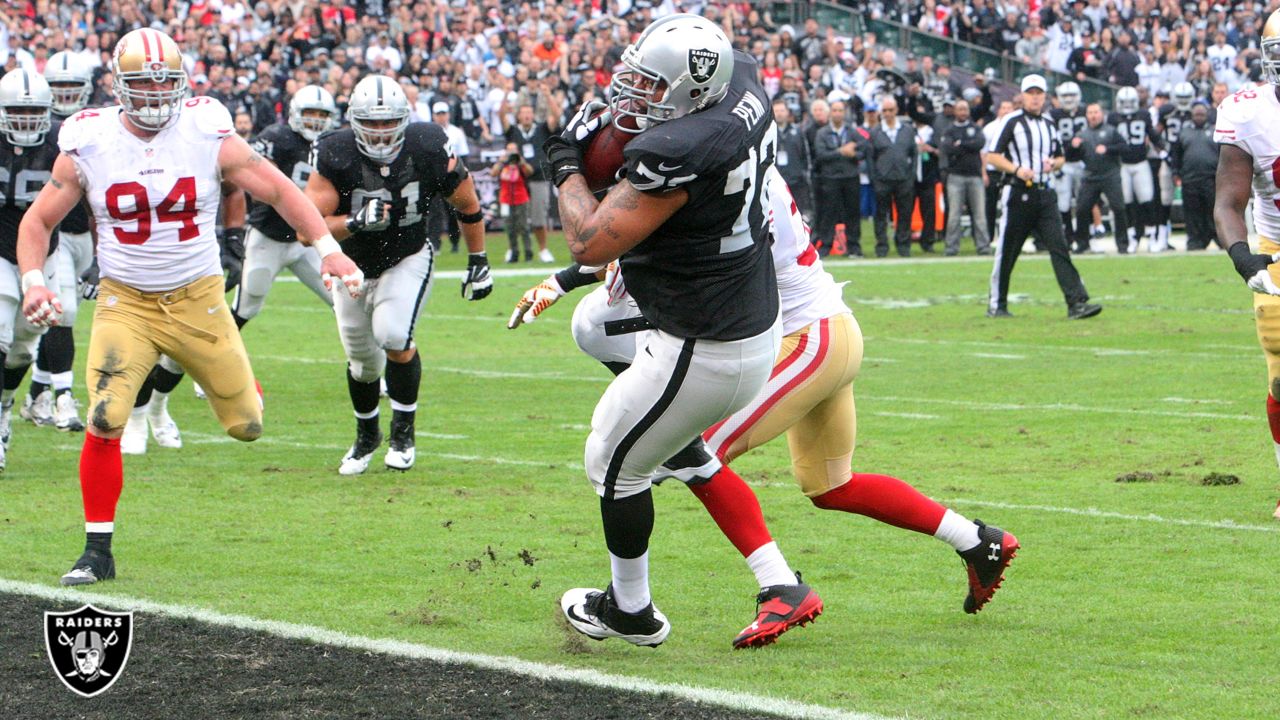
[457,210,484,224]
[1228,242,1252,265]
[554,263,603,292]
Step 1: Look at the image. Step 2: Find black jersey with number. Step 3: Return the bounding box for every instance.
[51,115,90,235]
[0,124,61,263]
[618,51,778,341]
[248,122,314,242]
[1107,110,1161,164]
[314,122,455,278]
[1157,106,1193,149]
[1049,107,1088,163]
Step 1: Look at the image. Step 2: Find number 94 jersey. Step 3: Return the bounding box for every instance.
[1215,86,1280,241]
[312,122,455,279]
[59,98,230,292]
[0,122,61,263]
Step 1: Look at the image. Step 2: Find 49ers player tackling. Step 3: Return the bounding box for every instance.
[1214,8,1280,520]
[513,168,1020,646]
[17,28,362,585]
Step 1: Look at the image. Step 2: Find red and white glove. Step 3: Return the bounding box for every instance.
[603,261,628,306]
[508,275,566,329]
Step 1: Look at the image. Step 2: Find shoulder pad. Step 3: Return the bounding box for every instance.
[623,119,737,193]
[313,129,357,175]
[408,122,451,159]
[177,97,235,142]
[56,106,118,157]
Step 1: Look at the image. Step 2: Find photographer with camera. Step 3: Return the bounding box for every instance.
[492,142,534,263]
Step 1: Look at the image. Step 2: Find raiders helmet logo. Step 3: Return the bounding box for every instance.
[44,604,134,697]
[688,48,720,84]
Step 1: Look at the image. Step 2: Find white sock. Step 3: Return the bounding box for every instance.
[1272,442,1280,471]
[128,405,148,425]
[609,551,650,613]
[934,509,982,551]
[52,370,73,391]
[32,367,52,385]
[746,541,797,588]
[85,521,114,534]
[148,392,170,420]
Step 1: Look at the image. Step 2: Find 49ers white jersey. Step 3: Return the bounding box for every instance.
[1214,86,1280,241]
[59,97,231,291]
[766,167,851,335]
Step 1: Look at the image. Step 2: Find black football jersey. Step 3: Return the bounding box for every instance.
[51,115,90,235]
[248,122,314,242]
[618,50,779,341]
[0,124,61,263]
[313,123,455,278]
[1049,107,1088,163]
[1107,110,1161,164]
[1157,106,1193,149]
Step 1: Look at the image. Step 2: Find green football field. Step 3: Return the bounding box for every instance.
[2,241,1277,719]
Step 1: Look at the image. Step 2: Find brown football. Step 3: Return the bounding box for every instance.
[583,114,637,193]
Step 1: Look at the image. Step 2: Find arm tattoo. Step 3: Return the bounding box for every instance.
[246,151,264,165]
[559,179,602,256]
[48,178,64,189]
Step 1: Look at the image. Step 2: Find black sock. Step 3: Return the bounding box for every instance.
[384,353,421,407]
[391,408,415,433]
[86,531,113,554]
[4,363,28,393]
[233,311,249,330]
[152,364,184,394]
[39,326,75,374]
[29,379,49,397]
[347,366,380,416]
[600,488,654,559]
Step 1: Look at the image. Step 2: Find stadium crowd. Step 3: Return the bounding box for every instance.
[0,0,1258,257]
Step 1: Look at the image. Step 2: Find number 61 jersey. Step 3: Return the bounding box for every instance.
[312,122,456,279]
[1215,87,1280,241]
[58,97,230,291]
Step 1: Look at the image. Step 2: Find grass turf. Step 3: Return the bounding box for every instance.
[1,240,1277,719]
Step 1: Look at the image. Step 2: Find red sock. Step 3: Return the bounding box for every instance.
[688,465,774,558]
[81,434,123,524]
[812,473,947,536]
[1266,395,1280,443]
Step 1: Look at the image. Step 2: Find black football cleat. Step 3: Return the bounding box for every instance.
[560,585,670,647]
[732,574,823,649]
[957,520,1020,613]
[385,413,415,471]
[1067,302,1102,320]
[655,437,719,485]
[339,426,383,476]
[986,307,1013,318]
[60,549,116,586]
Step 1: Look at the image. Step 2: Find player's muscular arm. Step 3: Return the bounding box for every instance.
[220,181,246,229]
[18,153,84,276]
[1214,144,1253,251]
[219,134,328,244]
[445,172,486,254]
[558,177,686,266]
[303,171,355,240]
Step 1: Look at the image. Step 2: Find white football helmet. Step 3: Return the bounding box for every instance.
[111,28,188,131]
[1055,81,1081,113]
[347,75,410,163]
[1172,81,1195,111]
[1262,9,1280,85]
[609,13,735,133]
[44,51,93,116]
[289,84,339,142]
[1115,86,1140,114]
[0,69,52,147]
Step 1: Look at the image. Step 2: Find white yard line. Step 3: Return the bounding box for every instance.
[0,579,893,720]
[969,353,1027,360]
[184,432,577,470]
[872,336,1244,361]
[945,498,1280,534]
[868,412,942,420]
[861,394,1253,421]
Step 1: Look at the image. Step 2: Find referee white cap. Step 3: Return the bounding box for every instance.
[1021,74,1048,93]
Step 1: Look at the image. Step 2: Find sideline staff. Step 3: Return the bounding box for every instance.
[985,74,1101,320]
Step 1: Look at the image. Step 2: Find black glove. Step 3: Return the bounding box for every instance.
[1229,242,1280,294]
[79,258,99,301]
[542,100,611,187]
[345,197,391,234]
[462,252,493,301]
[543,135,583,188]
[220,227,246,292]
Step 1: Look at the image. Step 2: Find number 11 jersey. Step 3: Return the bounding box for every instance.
[59,98,230,292]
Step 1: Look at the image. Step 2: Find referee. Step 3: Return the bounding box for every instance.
[986,75,1101,320]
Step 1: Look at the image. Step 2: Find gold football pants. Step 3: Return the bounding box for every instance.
[1256,237,1280,399]
[86,275,261,440]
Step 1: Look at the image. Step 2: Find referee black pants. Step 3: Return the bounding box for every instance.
[989,185,1089,313]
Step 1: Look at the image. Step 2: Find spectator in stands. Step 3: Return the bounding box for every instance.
[493,143,534,263]
[1106,31,1141,87]
[794,18,826,72]
[503,103,558,264]
[1016,17,1050,67]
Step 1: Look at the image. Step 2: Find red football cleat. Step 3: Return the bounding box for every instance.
[732,576,823,649]
[957,520,1020,614]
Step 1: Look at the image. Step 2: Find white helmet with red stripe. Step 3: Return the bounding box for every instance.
[111,28,188,131]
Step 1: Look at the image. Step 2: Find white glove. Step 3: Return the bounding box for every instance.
[346,197,391,234]
[508,275,566,329]
[602,261,628,306]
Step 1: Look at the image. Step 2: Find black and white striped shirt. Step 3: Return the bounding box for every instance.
[993,110,1062,185]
